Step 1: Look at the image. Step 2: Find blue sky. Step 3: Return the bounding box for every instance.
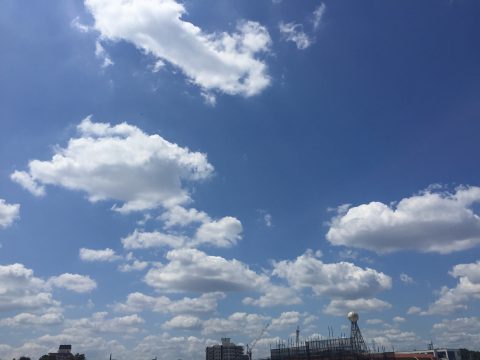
[1,0,480,359]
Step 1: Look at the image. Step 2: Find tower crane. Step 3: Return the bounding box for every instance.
[247,323,270,360]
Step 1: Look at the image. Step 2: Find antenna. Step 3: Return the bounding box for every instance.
[296,325,300,347]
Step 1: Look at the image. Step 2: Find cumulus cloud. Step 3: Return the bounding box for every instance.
[12,117,214,213]
[364,327,423,352]
[242,284,301,308]
[324,298,391,316]
[433,317,480,348]
[202,312,270,336]
[133,333,206,360]
[420,260,480,315]
[48,273,97,293]
[79,248,121,262]
[118,259,149,272]
[144,248,269,292]
[113,291,225,315]
[272,250,391,299]
[122,229,185,249]
[159,205,210,229]
[123,215,242,249]
[0,263,57,311]
[67,311,144,334]
[279,22,312,50]
[0,326,128,360]
[84,0,271,97]
[0,308,64,327]
[10,171,45,197]
[0,198,20,228]
[164,315,203,330]
[193,216,242,248]
[326,186,480,254]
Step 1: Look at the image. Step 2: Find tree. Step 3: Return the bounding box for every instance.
[74,354,85,360]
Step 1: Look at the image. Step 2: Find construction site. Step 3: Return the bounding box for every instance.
[268,312,394,360]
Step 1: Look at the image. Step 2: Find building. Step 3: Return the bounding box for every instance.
[206,338,250,360]
[48,345,74,360]
[395,349,463,360]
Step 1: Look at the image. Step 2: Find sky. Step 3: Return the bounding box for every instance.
[1,0,480,359]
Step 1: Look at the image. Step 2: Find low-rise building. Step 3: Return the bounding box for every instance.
[396,348,463,360]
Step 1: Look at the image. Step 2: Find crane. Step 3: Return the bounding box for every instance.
[247,323,270,360]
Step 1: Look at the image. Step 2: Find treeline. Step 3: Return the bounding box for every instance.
[460,349,480,360]
[12,354,85,360]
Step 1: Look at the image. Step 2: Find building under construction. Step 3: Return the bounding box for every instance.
[270,312,394,360]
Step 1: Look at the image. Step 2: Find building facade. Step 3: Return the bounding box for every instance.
[206,338,249,360]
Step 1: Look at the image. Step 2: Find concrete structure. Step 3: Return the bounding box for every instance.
[206,338,249,360]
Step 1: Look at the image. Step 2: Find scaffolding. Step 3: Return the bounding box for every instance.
[269,313,395,360]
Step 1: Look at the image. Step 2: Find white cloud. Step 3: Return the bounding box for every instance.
[270,311,300,330]
[399,273,415,284]
[122,229,185,249]
[366,319,384,325]
[144,248,269,293]
[326,186,480,254]
[79,247,121,262]
[164,315,203,330]
[12,117,214,213]
[364,327,423,352]
[272,250,392,299]
[279,22,312,50]
[71,16,91,33]
[420,260,480,315]
[118,259,149,272]
[84,0,271,97]
[0,308,64,327]
[243,284,301,308]
[406,306,421,315]
[193,216,242,248]
[393,316,406,323]
[313,3,326,30]
[201,92,216,107]
[0,327,128,360]
[95,40,114,68]
[0,198,20,228]
[202,312,270,336]
[264,213,273,227]
[0,263,57,311]
[10,171,45,196]
[433,317,480,348]
[67,312,144,334]
[113,291,225,315]
[159,205,210,229]
[323,298,391,316]
[48,273,97,293]
[133,333,206,360]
